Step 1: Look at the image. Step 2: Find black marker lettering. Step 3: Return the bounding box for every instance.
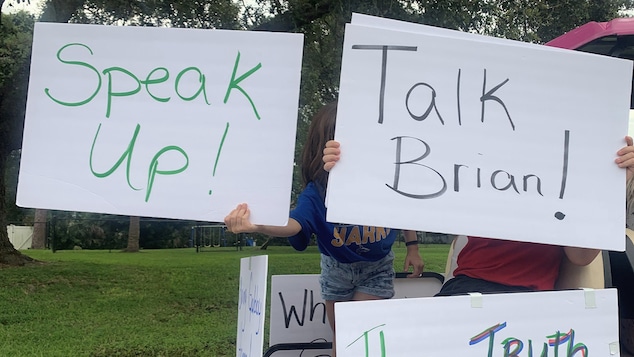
[351,45,417,124]
[480,69,514,130]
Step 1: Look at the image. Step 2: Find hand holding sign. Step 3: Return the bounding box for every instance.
[325,16,632,251]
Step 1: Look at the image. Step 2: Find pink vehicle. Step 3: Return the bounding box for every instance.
[546,18,634,107]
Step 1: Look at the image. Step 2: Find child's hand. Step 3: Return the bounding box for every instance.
[322,140,341,172]
[616,136,634,181]
[224,203,257,233]
[404,252,424,278]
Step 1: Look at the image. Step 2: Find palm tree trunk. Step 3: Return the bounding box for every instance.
[124,216,140,252]
[31,208,47,249]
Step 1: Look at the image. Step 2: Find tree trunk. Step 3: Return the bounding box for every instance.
[31,208,47,249]
[259,237,270,250]
[0,153,34,266]
[124,216,139,252]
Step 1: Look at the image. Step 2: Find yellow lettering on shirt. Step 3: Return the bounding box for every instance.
[361,226,375,244]
[345,226,362,246]
[375,227,390,242]
[331,226,345,247]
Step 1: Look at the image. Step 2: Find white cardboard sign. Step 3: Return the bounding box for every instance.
[269,275,331,357]
[237,255,268,357]
[326,17,631,251]
[268,274,444,357]
[335,289,620,356]
[17,23,303,225]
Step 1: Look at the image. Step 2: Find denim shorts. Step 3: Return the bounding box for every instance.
[319,251,395,301]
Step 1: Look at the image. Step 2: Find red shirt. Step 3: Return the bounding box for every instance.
[453,237,564,291]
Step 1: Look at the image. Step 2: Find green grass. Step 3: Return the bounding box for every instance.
[0,244,449,357]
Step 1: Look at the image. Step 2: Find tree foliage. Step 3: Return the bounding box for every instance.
[49,0,242,28]
[0,10,34,265]
[0,0,30,21]
[485,0,634,42]
[0,11,32,149]
[44,212,193,250]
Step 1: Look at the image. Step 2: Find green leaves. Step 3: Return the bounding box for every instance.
[0,11,33,89]
[67,0,241,29]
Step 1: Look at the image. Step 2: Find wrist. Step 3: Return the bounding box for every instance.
[405,240,418,247]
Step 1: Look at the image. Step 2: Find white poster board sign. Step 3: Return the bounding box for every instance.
[335,289,620,356]
[18,23,303,225]
[326,17,631,251]
[268,273,444,356]
[237,255,268,357]
[269,275,331,357]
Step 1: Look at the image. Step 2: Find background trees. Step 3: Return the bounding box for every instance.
[0,0,30,19]
[1,0,633,260]
[0,10,34,264]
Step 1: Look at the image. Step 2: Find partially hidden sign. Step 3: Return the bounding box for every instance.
[237,255,268,357]
[18,23,303,225]
[335,288,620,356]
[326,15,632,251]
[268,274,444,357]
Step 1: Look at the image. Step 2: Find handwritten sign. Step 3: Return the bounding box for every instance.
[237,255,268,357]
[326,16,631,251]
[268,273,444,356]
[335,288,619,356]
[269,275,331,357]
[17,23,303,225]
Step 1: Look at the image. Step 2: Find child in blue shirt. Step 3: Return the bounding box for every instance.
[224,101,422,356]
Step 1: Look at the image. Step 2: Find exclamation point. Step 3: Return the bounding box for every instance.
[554,130,570,220]
[209,122,230,195]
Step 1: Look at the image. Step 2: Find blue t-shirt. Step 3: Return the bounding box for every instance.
[289,182,397,263]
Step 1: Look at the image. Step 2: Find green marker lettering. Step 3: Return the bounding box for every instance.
[145,146,189,202]
[89,123,141,191]
[175,67,211,104]
[142,67,170,102]
[224,51,262,120]
[102,66,142,118]
[45,43,101,107]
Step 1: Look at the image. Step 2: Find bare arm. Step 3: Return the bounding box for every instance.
[563,246,600,266]
[402,230,424,277]
[224,203,302,237]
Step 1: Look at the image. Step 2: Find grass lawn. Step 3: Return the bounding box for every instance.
[0,244,449,356]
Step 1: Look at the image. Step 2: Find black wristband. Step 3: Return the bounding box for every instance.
[405,240,418,246]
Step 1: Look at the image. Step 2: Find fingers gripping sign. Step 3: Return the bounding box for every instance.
[323,140,341,172]
[617,136,634,181]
